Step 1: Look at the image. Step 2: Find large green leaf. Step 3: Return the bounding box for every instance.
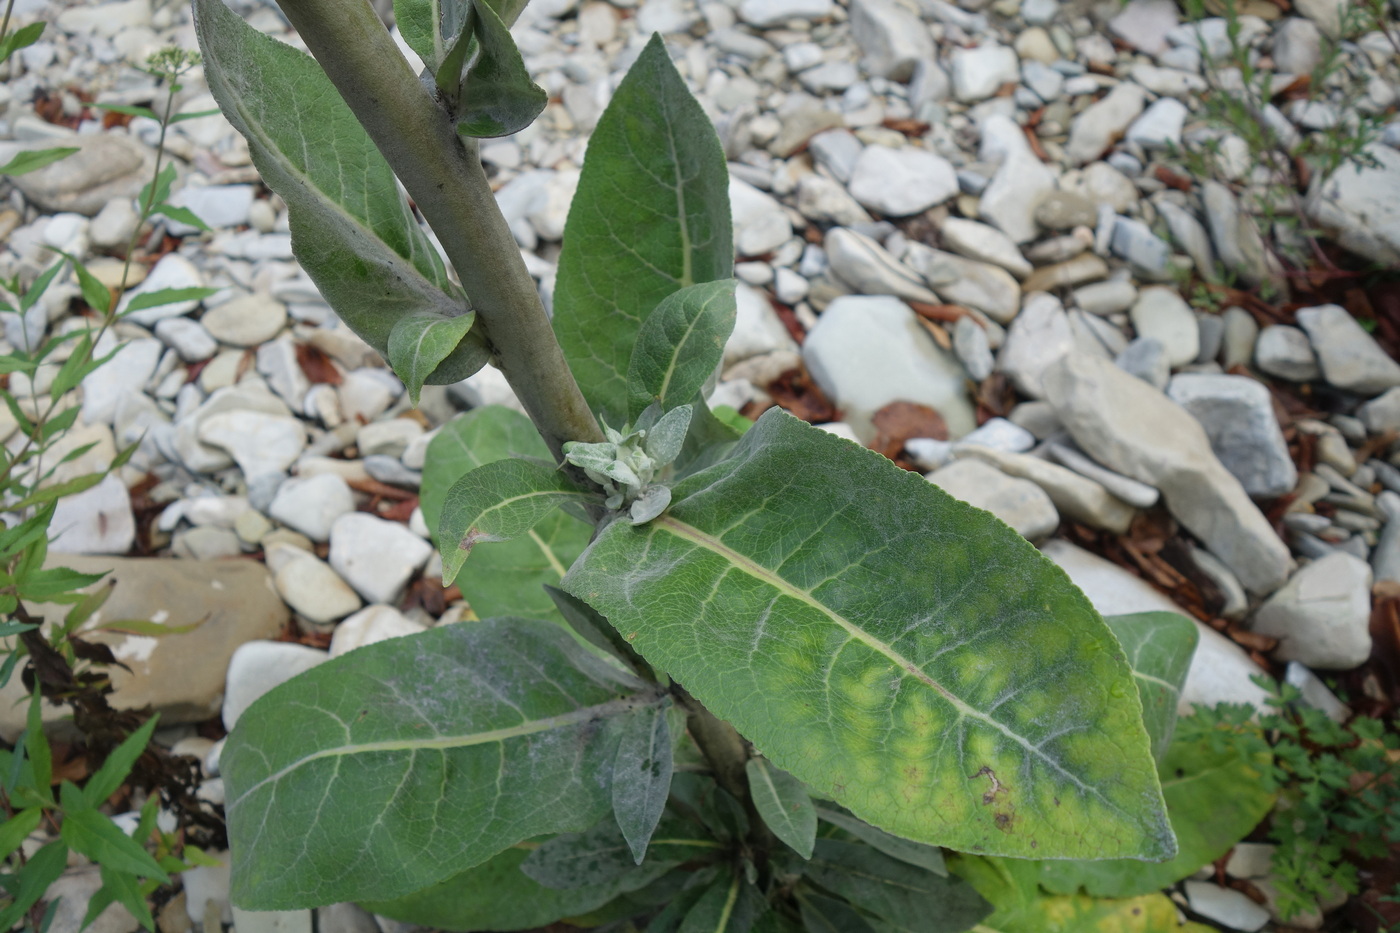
[802,840,989,933]
[814,808,945,876]
[438,458,596,586]
[1102,612,1198,762]
[363,844,634,931]
[747,758,816,859]
[554,34,733,423]
[454,0,547,138]
[422,407,590,620]
[564,409,1173,860]
[1036,730,1275,898]
[388,310,487,406]
[194,0,483,384]
[628,280,738,421]
[221,618,668,908]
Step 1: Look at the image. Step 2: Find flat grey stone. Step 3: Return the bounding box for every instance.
[329,513,434,605]
[1044,353,1293,593]
[1255,325,1321,381]
[927,458,1060,541]
[1296,303,1400,394]
[848,145,959,217]
[1251,552,1372,669]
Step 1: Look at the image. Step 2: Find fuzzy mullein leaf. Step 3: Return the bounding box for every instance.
[554,35,733,423]
[438,458,596,585]
[627,280,737,421]
[612,699,673,863]
[1102,611,1199,761]
[746,758,816,859]
[386,310,487,406]
[454,0,547,138]
[193,0,480,384]
[628,485,672,525]
[222,619,668,908]
[565,408,1174,861]
[644,404,693,467]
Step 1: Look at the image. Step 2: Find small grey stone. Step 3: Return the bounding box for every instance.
[1184,882,1270,933]
[1359,387,1400,433]
[1115,338,1170,389]
[953,315,994,381]
[731,177,793,257]
[1221,306,1259,368]
[155,317,218,363]
[1158,200,1219,283]
[848,0,934,80]
[807,129,864,183]
[1129,286,1199,367]
[996,293,1075,398]
[1196,313,1225,363]
[1046,441,1161,509]
[1283,661,1349,723]
[954,417,1036,453]
[1125,97,1188,150]
[825,228,939,304]
[940,217,1032,278]
[949,42,1020,103]
[1168,373,1297,498]
[1255,325,1321,381]
[1033,190,1098,230]
[738,0,834,27]
[1111,217,1172,277]
[268,473,355,542]
[202,293,288,347]
[1066,84,1146,165]
[51,475,135,555]
[1,133,156,216]
[364,454,423,488]
[116,253,206,325]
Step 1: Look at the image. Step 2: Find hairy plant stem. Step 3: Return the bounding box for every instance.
[270,0,604,461]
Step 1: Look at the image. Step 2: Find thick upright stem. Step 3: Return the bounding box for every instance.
[272,0,603,457]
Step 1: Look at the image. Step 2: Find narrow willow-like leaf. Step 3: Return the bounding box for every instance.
[565,409,1173,860]
[422,407,591,621]
[545,584,640,667]
[814,808,945,877]
[454,0,547,138]
[628,280,738,421]
[1103,611,1198,761]
[0,147,77,177]
[554,34,733,423]
[222,619,666,908]
[365,844,639,932]
[746,758,815,859]
[803,841,989,933]
[438,458,593,585]
[386,310,485,405]
[613,701,673,863]
[194,0,481,385]
[1036,730,1275,898]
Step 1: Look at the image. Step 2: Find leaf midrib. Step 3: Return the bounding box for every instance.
[227,694,646,812]
[652,516,1110,805]
[219,68,457,314]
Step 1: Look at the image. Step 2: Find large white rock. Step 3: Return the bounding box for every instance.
[725,282,799,366]
[1167,374,1297,498]
[1065,83,1147,165]
[803,295,976,441]
[116,253,207,326]
[980,149,1058,244]
[939,217,1032,279]
[329,605,429,659]
[738,0,834,26]
[1040,540,1273,714]
[848,0,933,80]
[996,293,1075,398]
[926,458,1059,541]
[1307,143,1400,266]
[222,640,328,731]
[1250,553,1372,670]
[329,513,433,605]
[1043,353,1293,593]
[81,335,162,425]
[50,475,135,555]
[730,178,793,257]
[847,145,959,217]
[197,410,307,480]
[267,474,356,542]
[949,42,1019,102]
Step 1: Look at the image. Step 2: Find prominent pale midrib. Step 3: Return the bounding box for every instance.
[474,487,578,533]
[228,697,632,811]
[528,528,570,579]
[654,293,713,407]
[1132,670,1179,694]
[652,516,1107,800]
